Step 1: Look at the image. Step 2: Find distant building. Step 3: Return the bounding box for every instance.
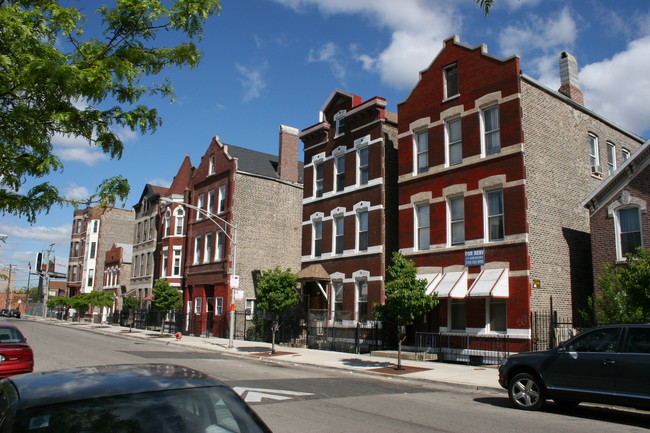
[103,243,133,310]
[396,36,644,356]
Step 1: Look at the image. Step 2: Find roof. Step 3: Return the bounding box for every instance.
[7,364,224,410]
[225,144,304,183]
[582,138,650,213]
[298,264,331,281]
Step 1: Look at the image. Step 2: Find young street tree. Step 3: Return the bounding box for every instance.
[152,279,182,335]
[588,247,650,324]
[86,290,115,325]
[122,294,140,332]
[0,0,221,222]
[255,267,300,354]
[374,252,438,370]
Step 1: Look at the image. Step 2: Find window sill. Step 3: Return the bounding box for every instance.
[442,94,460,103]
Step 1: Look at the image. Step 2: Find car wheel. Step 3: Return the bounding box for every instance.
[508,372,546,410]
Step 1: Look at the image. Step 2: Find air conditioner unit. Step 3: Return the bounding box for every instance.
[591,165,602,175]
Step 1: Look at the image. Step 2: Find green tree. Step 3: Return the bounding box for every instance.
[374,252,438,370]
[0,0,221,222]
[122,294,139,332]
[588,247,650,324]
[476,0,494,15]
[255,267,300,354]
[152,279,182,335]
[68,293,91,321]
[87,290,115,325]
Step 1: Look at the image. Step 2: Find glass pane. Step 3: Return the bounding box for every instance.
[620,207,641,232]
[448,119,461,143]
[624,328,650,354]
[490,300,507,331]
[450,142,462,165]
[487,190,503,215]
[566,327,621,353]
[450,198,463,220]
[489,215,504,240]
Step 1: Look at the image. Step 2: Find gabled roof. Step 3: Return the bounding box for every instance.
[583,139,650,214]
[167,154,193,195]
[225,143,304,183]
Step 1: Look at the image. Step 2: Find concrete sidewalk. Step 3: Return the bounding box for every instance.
[30,316,503,393]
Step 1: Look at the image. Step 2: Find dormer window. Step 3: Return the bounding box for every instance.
[334,110,346,137]
[444,63,459,99]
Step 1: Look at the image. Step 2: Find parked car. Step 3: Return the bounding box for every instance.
[498,324,650,411]
[0,324,34,378]
[0,364,272,432]
[7,309,20,319]
[0,309,8,317]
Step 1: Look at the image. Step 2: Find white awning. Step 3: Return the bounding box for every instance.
[468,268,509,298]
[430,271,467,298]
[419,273,443,296]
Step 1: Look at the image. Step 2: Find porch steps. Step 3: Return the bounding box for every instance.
[371,350,438,362]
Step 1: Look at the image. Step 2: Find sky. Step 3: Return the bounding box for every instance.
[2,0,650,289]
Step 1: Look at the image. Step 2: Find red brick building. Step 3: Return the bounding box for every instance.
[396,36,644,357]
[583,139,650,289]
[299,90,398,345]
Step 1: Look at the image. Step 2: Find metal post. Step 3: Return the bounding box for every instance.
[42,244,54,319]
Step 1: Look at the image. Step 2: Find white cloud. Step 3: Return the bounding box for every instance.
[52,126,138,166]
[147,178,172,188]
[63,183,92,201]
[502,0,545,11]
[580,35,650,136]
[0,223,71,246]
[236,62,268,101]
[307,42,347,82]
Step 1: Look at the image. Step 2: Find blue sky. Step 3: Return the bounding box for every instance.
[2,0,650,288]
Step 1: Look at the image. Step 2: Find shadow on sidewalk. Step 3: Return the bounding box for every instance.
[340,358,395,368]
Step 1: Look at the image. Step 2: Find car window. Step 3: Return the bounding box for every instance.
[0,328,25,344]
[623,327,650,354]
[564,327,622,353]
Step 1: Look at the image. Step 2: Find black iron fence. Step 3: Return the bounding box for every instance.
[416,332,511,365]
[530,311,584,351]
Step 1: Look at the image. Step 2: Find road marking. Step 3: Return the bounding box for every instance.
[233,386,315,403]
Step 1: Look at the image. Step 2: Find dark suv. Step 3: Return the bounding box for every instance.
[498,324,650,410]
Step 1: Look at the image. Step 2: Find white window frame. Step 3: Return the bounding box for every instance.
[204,232,212,264]
[245,299,255,320]
[355,278,368,322]
[313,219,323,258]
[446,117,462,166]
[194,235,201,264]
[335,153,346,192]
[444,63,459,99]
[208,189,215,214]
[218,184,227,213]
[615,206,643,261]
[357,209,369,252]
[216,297,224,316]
[196,194,205,220]
[162,249,168,277]
[487,298,507,333]
[209,154,215,175]
[589,133,600,174]
[172,248,182,276]
[448,196,465,246]
[215,231,224,261]
[165,210,171,237]
[414,129,428,174]
[194,297,202,315]
[485,189,505,242]
[622,148,631,162]
[607,142,616,175]
[358,146,369,186]
[334,215,345,255]
[415,203,430,251]
[314,162,324,198]
[334,110,346,137]
[175,208,184,235]
[481,104,500,156]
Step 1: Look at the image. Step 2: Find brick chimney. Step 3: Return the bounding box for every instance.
[558,51,584,105]
[278,125,299,183]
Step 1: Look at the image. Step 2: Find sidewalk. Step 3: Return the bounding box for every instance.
[30,316,503,393]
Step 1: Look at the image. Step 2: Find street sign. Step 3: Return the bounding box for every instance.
[229,275,240,288]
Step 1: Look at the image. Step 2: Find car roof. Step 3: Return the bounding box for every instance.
[0,324,19,329]
[5,364,227,409]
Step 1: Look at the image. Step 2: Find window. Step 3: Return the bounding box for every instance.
[140,253,145,276]
[333,281,344,317]
[216,297,224,316]
[313,220,323,257]
[315,163,324,198]
[449,196,465,246]
[208,189,215,214]
[194,235,201,264]
[196,195,204,220]
[209,154,215,175]
[444,63,459,98]
[143,220,149,241]
[334,216,345,255]
[204,233,212,263]
[89,242,96,259]
[357,211,369,252]
[356,279,368,322]
[194,297,202,315]
[335,154,346,192]
[175,208,184,235]
[133,256,139,277]
[146,252,151,275]
[165,210,171,236]
[136,222,142,243]
[162,250,168,277]
[358,146,369,185]
[618,207,643,258]
[622,148,631,162]
[416,203,430,250]
[334,110,346,137]
[450,299,466,330]
[486,190,504,241]
[565,327,622,353]
[446,117,462,166]
[87,269,94,287]
[607,142,616,175]
[489,299,507,332]
[218,185,227,213]
[482,105,500,155]
[173,249,181,276]
[589,133,600,173]
[92,220,98,233]
[149,216,154,240]
[245,299,255,320]
[71,265,77,281]
[415,129,428,174]
[623,327,650,354]
[73,242,79,257]
[215,231,224,261]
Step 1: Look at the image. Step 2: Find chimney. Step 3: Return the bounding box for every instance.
[558,51,584,105]
[278,125,299,183]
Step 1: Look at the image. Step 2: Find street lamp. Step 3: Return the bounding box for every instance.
[159,197,239,348]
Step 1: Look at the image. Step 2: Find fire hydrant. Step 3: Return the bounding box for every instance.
[175,332,182,341]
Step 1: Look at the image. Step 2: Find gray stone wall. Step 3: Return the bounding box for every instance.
[521,80,644,319]
[97,208,134,291]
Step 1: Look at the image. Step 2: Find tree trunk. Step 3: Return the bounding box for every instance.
[271,320,278,354]
[397,326,406,370]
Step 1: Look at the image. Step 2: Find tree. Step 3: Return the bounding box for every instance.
[68,293,91,321]
[86,290,115,325]
[0,0,221,222]
[587,247,650,324]
[374,252,438,370]
[152,279,182,335]
[122,294,139,332]
[255,267,300,354]
[475,0,494,15]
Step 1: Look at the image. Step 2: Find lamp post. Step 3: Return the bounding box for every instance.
[159,197,238,348]
[42,243,55,319]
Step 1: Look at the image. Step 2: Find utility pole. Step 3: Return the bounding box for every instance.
[42,244,55,319]
[4,264,12,309]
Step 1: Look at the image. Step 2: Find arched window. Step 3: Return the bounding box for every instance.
[164,210,171,237]
[174,208,185,236]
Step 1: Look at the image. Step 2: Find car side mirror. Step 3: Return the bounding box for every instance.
[557,342,566,352]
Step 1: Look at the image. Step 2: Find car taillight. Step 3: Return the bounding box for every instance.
[3,347,33,362]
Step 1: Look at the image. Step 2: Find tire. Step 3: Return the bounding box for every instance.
[508,372,546,410]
